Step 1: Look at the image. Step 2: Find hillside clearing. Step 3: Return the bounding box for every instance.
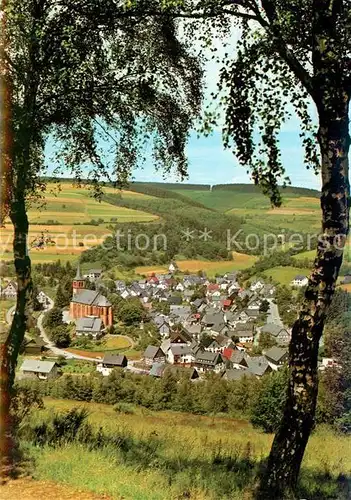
[254,266,312,286]
[135,252,258,277]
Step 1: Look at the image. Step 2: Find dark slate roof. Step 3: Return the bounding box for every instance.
[195,351,224,366]
[223,368,254,381]
[143,345,165,359]
[260,323,285,336]
[170,344,192,356]
[264,346,288,363]
[246,356,271,376]
[230,351,248,365]
[149,362,166,377]
[102,353,127,366]
[71,289,111,307]
[168,296,182,305]
[76,316,103,332]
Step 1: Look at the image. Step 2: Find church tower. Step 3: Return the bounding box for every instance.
[72,263,86,295]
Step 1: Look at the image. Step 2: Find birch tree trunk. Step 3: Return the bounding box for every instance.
[0,192,33,477]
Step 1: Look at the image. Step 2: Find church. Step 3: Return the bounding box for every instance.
[69,265,113,327]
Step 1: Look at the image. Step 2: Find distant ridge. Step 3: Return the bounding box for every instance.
[43,177,320,198]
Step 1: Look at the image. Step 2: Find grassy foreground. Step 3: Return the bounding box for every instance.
[23,398,351,500]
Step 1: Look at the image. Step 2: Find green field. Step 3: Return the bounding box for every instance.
[252,265,312,286]
[24,397,351,500]
[172,187,322,236]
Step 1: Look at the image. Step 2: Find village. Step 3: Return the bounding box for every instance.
[1,261,338,383]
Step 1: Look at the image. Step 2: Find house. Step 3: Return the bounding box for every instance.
[147,274,159,286]
[230,322,254,340]
[245,356,272,377]
[183,323,202,338]
[75,317,104,339]
[290,275,308,287]
[169,305,191,322]
[96,354,128,376]
[115,280,126,292]
[170,330,192,345]
[168,295,182,306]
[194,351,225,373]
[22,337,45,355]
[260,284,276,297]
[250,279,265,292]
[1,280,17,299]
[149,362,199,380]
[319,357,340,371]
[85,268,103,280]
[158,321,171,338]
[167,345,194,365]
[19,360,58,380]
[168,261,179,273]
[264,346,288,370]
[261,323,290,345]
[247,298,261,310]
[230,351,249,370]
[143,345,166,365]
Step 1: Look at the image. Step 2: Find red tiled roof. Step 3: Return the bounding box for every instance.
[223,347,235,360]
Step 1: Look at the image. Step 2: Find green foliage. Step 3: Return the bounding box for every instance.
[250,368,289,433]
[44,307,63,328]
[259,332,277,351]
[49,325,71,348]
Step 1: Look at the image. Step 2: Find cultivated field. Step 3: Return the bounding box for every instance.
[135,252,258,277]
[1,183,158,262]
[174,188,322,236]
[24,397,351,500]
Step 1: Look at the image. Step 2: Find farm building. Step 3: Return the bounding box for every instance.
[96,354,128,376]
[19,360,58,380]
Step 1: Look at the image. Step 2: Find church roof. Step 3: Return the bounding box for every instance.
[71,289,111,307]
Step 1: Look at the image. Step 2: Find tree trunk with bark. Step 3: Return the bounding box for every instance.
[0,193,33,478]
[256,4,350,493]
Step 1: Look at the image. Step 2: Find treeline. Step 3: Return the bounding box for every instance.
[123,183,211,203]
[18,364,343,433]
[319,289,351,432]
[17,369,288,432]
[212,184,320,198]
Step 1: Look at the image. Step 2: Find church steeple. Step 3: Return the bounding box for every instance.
[73,263,86,295]
[75,262,82,279]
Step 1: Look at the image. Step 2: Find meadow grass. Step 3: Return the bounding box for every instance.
[24,398,351,500]
[251,266,312,286]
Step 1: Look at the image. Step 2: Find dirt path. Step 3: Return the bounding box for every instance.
[1,478,113,500]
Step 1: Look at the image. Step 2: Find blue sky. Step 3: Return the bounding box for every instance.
[133,127,320,189]
[46,30,321,191]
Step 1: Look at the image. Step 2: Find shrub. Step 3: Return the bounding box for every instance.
[250,368,289,433]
